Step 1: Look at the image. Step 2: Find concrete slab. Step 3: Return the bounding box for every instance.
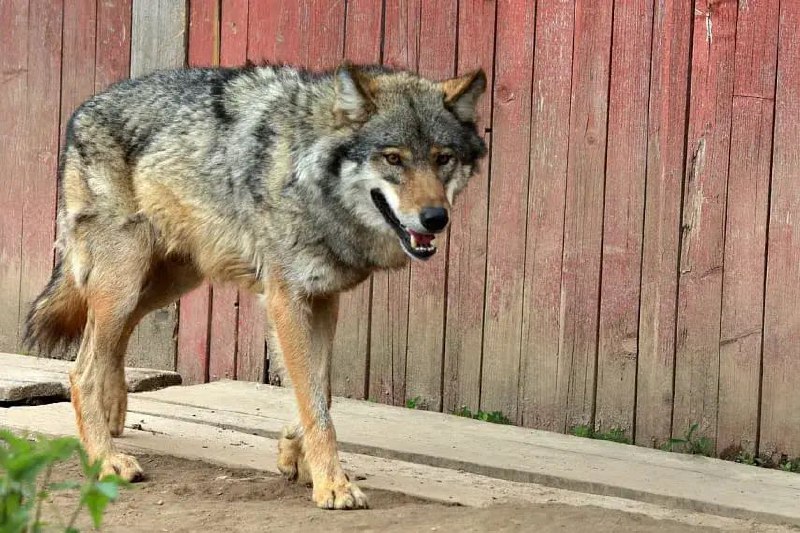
[0,402,794,532]
[0,352,181,402]
[122,381,800,527]
[1,379,798,526]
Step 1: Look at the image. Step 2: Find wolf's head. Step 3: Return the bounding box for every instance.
[330,64,487,261]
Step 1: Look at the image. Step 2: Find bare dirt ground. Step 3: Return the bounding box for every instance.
[39,453,747,533]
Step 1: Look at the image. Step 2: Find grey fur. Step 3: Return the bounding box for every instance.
[22,63,487,507]
[44,64,486,301]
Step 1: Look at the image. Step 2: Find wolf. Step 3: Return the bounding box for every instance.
[23,62,487,509]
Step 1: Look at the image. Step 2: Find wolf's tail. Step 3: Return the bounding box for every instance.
[23,256,87,355]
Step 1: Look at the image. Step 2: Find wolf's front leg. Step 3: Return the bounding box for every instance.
[267,276,367,510]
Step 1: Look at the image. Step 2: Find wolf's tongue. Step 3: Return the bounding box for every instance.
[408,229,434,247]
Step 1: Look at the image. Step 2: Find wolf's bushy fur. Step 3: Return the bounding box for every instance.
[23,62,487,509]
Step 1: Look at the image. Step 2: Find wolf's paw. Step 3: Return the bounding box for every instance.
[100,452,144,482]
[313,479,369,510]
[277,432,311,484]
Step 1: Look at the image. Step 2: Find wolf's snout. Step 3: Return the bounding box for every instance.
[419,207,449,233]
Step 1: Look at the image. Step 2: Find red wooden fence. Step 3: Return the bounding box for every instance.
[1,0,799,460]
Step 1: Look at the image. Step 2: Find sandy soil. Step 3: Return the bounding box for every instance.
[35,453,741,532]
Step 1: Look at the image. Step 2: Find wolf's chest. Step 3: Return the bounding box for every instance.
[283,250,371,295]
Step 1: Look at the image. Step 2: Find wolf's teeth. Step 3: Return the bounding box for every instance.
[410,234,418,249]
[431,238,437,248]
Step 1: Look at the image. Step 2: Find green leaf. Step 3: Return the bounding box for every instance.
[94,480,120,500]
[82,489,110,529]
[48,481,82,491]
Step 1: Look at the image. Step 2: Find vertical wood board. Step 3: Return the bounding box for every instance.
[718,0,779,456]
[636,0,693,447]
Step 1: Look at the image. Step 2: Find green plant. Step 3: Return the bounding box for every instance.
[660,423,714,457]
[453,406,512,425]
[0,430,126,532]
[733,450,769,468]
[779,457,800,473]
[569,425,631,445]
[405,396,425,410]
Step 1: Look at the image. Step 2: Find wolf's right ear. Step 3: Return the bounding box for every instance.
[440,69,487,123]
[334,63,376,125]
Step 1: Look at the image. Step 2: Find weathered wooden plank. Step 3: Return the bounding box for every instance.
[519,0,574,431]
[217,0,258,382]
[247,0,303,64]
[127,0,187,369]
[188,0,219,67]
[594,0,654,436]
[404,0,457,412]
[244,1,304,383]
[18,0,63,353]
[236,290,266,383]
[369,0,420,406]
[717,0,779,457]
[557,0,613,431]
[186,0,237,383]
[218,0,251,376]
[303,0,345,69]
[443,0,496,415]
[330,0,383,399]
[220,0,248,66]
[479,0,536,421]
[130,0,187,77]
[238,1,287,383]
[50,0,97,360]
[306,0,348,391]
[672,0,737,444]
[177,286,211,385]
[761,0,800,460]
[95,0,132,91]
[635,0,693,448]
[60,0,97,136]
[0,0,29,352]
[234,268,267,381]
[179,0,216,384]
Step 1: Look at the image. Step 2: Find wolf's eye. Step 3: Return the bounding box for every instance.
[384,153,402,166]
[435,153,452,166]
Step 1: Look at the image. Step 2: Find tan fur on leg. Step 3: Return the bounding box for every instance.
[103,359,128,438]
[100,259,202,438]
[268,276,367,509]
[70,305,143,481]
[277,423,312,484]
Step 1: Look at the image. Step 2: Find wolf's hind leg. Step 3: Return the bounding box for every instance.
[68,222,157,481]
[71,295,144,481]
[102,259,203,437]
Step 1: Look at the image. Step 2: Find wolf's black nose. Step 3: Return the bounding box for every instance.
[420,207,449,232]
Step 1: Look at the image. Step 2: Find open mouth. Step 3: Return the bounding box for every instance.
[371,189,437,260]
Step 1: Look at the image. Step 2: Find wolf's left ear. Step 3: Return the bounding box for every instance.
[334,63,376,124]
[440,69,487,123]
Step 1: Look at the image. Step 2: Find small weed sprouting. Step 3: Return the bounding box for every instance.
[660,423,714,457]
[733,450,769,468]
[570,425,593,439]
[569,425,631,445]
[452,406,512,425]
[403,399,511,425]
[405,396,425,410]
[779,457,800,473]
[0,429,127,532]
